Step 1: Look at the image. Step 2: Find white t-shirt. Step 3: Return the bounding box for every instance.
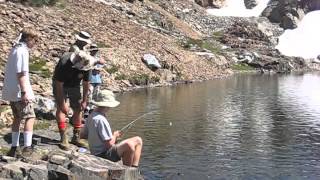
[1,43,34,102]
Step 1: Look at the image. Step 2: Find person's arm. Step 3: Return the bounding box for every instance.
[17,72,28,104]
[97,119,122,149]
[104,131,121,149]
[80,123,88,139]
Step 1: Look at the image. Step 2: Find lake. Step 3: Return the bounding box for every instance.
[108,72,320,180]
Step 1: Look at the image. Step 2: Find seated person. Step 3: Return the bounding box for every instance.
[80,90,143,167]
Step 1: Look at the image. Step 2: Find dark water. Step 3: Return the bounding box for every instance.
[107,73,320,180]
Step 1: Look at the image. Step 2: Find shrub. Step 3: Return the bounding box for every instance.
[97,42,111,48]
[231,63,255,71]
[129,74,149,86]
[150,76,160,83]
[29,57,51,78]
[115,74,127,80]
[33,121,51,130]
[212,31,224,41]
[106,64,119,74]
[9,0,65,7]
[180,37,222,55]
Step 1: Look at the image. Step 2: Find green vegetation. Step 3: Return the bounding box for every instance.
[212,31,224,41]
[30,57,51,78]
[129,74,150,86]
[0,106,9,114]
[23,0,59,7]
[150,76,160,83]
[231,63,255,71]
[96,42,111,48]
[106,64,119,74]
[0,147,10,155]
[33,121,51,130]
[180,37,222,55]
[115,74,128,80]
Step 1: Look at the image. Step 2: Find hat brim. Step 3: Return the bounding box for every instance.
[75,34,92,44]
[91,100,120,108]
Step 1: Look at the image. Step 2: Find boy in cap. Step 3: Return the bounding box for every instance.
[52,31,102,150]
[1,28,39,157]
[89,44,103,100]
[84,44,104,118]
[80,90,143,167]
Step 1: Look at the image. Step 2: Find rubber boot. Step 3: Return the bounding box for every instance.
[71,128,88,148]
[59,130,70,150]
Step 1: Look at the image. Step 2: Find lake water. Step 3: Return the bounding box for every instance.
[107,72,320,180]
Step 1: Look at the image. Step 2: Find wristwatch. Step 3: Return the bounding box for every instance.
[21,91,26,95]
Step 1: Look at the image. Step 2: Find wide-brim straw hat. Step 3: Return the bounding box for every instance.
[70,51,96,71]
[75,31,92,44]
[92,90,120,108]
[89,43,99,51]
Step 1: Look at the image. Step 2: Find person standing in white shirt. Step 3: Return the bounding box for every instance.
[1,28,38,157]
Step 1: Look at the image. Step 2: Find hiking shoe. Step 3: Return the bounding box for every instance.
[71,129,88,148]
[59,130,70,151]
[21,146,34,157]
[7,146,21,157]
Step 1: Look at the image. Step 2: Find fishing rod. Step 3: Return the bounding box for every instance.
[120,110,157,134]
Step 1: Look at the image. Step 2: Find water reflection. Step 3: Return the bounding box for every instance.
[108,73,320,179]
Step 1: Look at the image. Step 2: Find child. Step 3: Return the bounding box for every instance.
[80,90,143,167]
[1,28,38,157]
[84,44,104,118]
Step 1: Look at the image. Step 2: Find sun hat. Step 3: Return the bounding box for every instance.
[89,43,99,51]
[70,50,97,71]
[92,90,120,108]
[93,64,104,70]
[75,31,92,44]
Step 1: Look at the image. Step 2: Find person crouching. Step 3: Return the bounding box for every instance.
[80,90,143,167]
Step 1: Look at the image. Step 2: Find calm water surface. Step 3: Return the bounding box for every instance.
[107,73,320,180]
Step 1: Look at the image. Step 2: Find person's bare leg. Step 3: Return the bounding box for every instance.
[56,106,69,150]
[117,138,137,166]
[72,109,82,128]
[132,136,143,166]
[24,117,35,131]
[12,118,21,132]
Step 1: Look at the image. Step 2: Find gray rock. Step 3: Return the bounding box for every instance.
[142,54,161,70]
[244,0,258,9]
[34,96,55,120]
[0,149,143,180]
[281,13,299,29]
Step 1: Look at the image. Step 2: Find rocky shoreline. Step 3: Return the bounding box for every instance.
[0,125,143,180]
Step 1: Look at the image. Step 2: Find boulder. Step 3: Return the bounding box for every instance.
[194,0,225,8]
[142,54,161,71]
[281,13,299,29]
[244,0,258,9]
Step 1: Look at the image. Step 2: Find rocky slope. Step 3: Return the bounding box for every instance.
[0,0,230,97]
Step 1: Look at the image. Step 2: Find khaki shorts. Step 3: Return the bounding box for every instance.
[97,145,121,162]
[52,81,81,110]
[10,101,36,120]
